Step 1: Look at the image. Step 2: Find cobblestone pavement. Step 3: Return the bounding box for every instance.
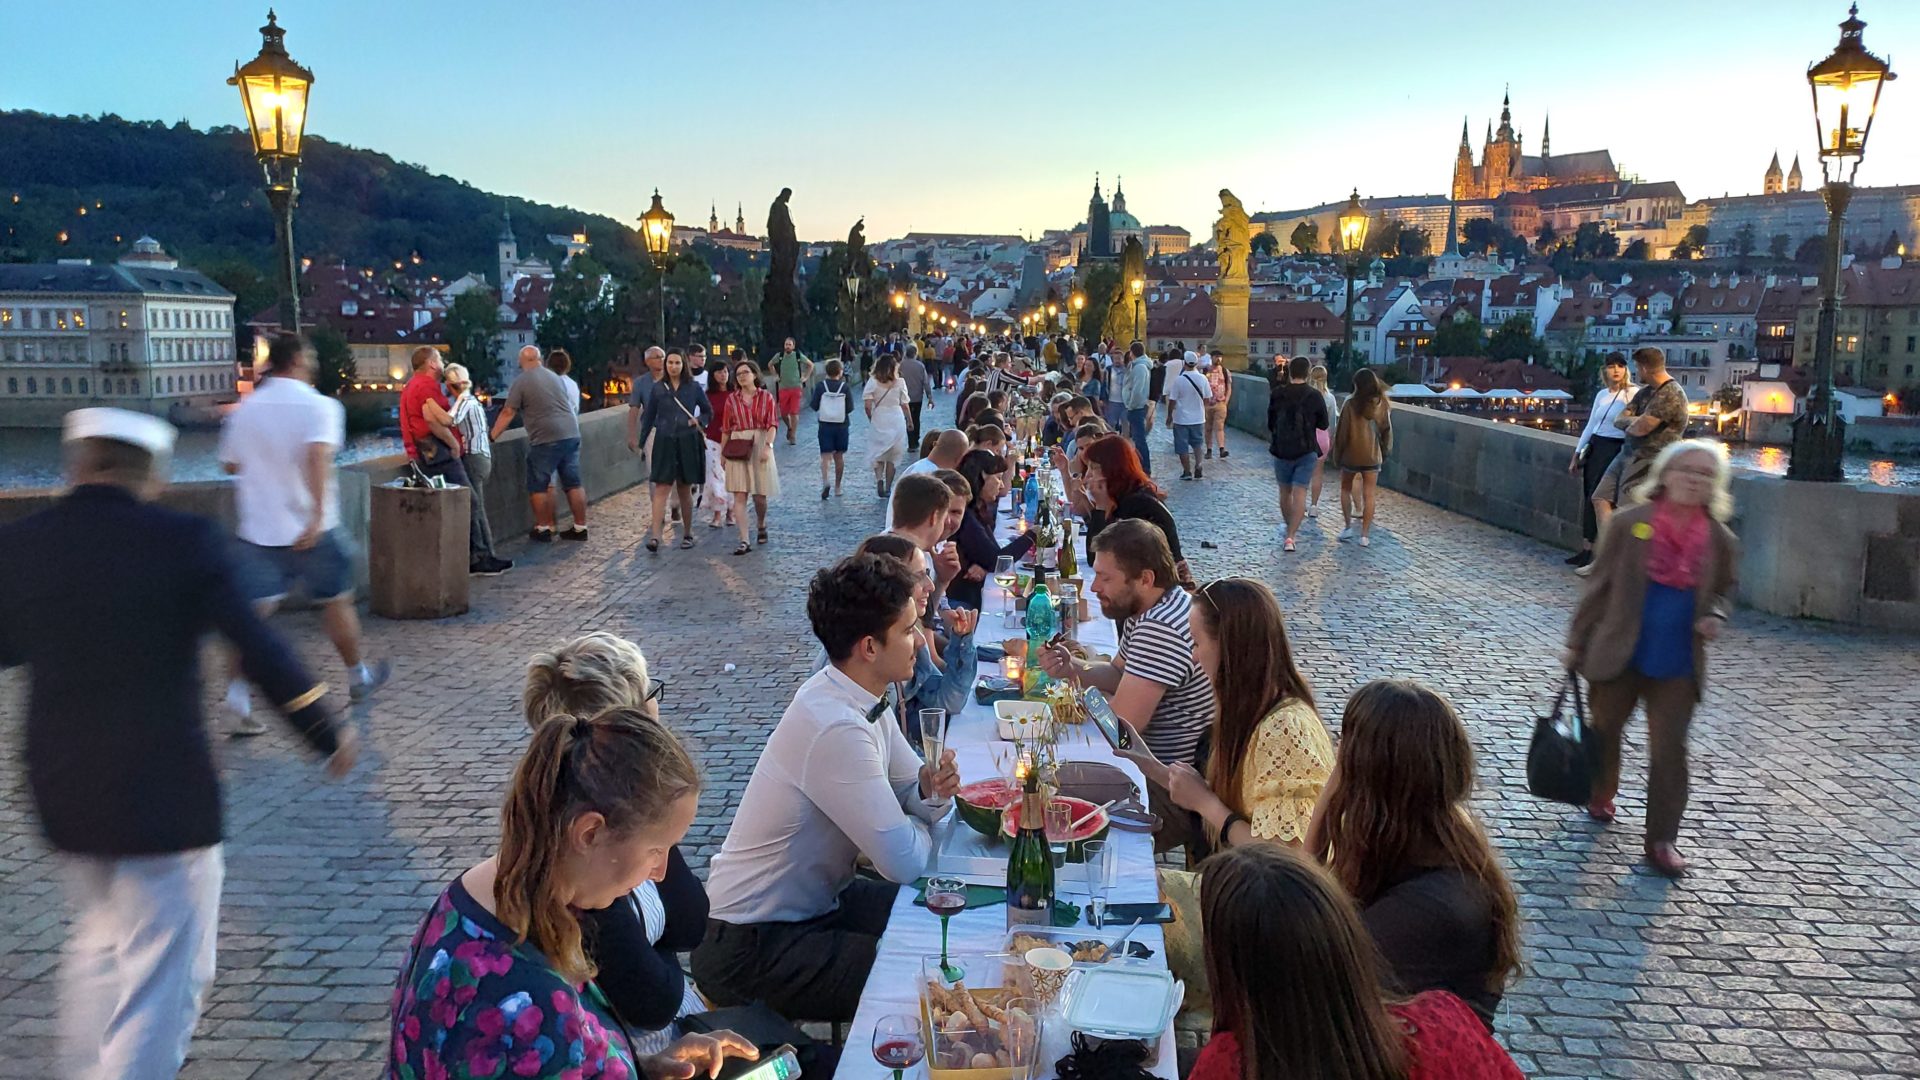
[3,389,1917,1079]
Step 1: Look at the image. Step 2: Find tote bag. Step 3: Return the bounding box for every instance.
[1526,672,1595,805]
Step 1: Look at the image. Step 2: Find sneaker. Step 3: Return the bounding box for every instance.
[1564,550,1586,566]
[1307,504,1319,518]
[1338,526,1356,542]
[1205,448,1213,459]
[561,527,588,542]
[1569,550,1594,568]
[1359,535,1371,548]
[530,526,554,543]
[350,659,393,702]
[1574,562,1595,578]
[1179,471,1193,481]
[227,708,267,738]
[1194,465,1203,479]
[1283,537,1296,553]
[821,485,831,501]
[469,557,513,576]
[1220,448,1229,458]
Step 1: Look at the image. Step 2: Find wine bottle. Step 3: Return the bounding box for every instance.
[1058,519,1077,579]
[1005,767,1054,927]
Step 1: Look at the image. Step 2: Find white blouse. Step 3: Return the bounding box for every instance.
[1576,385,1637,456]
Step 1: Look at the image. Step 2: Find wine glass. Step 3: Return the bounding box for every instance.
[993,555,1017,624]
[999,996,1042,1080]
[872,1014,925,1080]
[925,876,967,982]
[1043,799,1074,869]
[1079,840,1112,929]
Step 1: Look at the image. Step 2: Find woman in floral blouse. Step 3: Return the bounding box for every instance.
[1165,577,1333,852]
[389,708,753,1080]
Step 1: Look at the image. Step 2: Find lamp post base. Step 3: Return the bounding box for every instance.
[1787,410,1846,482]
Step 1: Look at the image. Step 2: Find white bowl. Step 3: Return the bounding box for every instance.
[994,700,1052,741]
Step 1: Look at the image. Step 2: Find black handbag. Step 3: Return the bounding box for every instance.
[1526,672,1595,805]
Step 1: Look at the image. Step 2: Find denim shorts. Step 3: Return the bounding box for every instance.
[1173,423,1204,455]
[1271,451,1319,488]
[526,437,583,492]
[817,422,850,454]
[237,529,353,604]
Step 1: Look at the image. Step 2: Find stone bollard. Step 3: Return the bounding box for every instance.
[368,483,470,619]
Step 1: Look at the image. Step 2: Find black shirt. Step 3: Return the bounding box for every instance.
[1360,867,1503,1030]
[0,485,338,856]
[1267,382,1330,459]
[947,507,1036,610]
[1086,490,1184,563]
[578,845,709,1031]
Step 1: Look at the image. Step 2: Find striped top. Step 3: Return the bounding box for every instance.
[724,387,778,436]
[449,393,490,458]
[1117,586,1214,767]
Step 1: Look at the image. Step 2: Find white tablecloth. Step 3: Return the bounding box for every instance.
[835,515,1177,1079]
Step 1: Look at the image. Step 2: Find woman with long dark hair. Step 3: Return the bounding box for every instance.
[389,707,755,1078]
[1190,843,1523,1080]
[1333,367,1393,546]
[640,351,712,552]
[722,360,779,556]
[1306,680,1523,1030]
[701,360,735,530]
[1164,578,1331,852]
[1076,433,1185,571]
[945,449,1036,610]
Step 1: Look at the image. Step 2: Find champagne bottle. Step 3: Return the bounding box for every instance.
[1005,767,1054,927]
[1058,519,1077,579]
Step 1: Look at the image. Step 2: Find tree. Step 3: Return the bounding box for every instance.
[1673,224,1710,259]
[1433,314,1485,357]
[1569,221,1618,260]
[1535,222,1559,253]
[1288,221,1320,255]
[1734,223,1757,258]
[1364,214,1405,259]
[1623,238,1651,260]
[1396,226,1431,258]
[1769,233,1792,259]
[1883,230,1904,258]
[1076,261,1119,342]
[444,288,502,387]
[1486,314,1543,361]
[537,254,619,406]
[913,249,933,274]
[1462,217,1501,255]
[1250,231,1278,257]
[309,324,356,397]
[1795,234,1826,266]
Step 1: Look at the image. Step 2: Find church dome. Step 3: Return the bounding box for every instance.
[1109,209,1142,232]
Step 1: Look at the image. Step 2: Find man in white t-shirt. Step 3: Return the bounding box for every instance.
[218,334,391,734]
[1162,350,1215,480]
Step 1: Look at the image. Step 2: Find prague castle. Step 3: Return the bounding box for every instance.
[1451,91,1619,201]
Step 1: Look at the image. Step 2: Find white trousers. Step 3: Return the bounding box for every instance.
[59,845,224,1080]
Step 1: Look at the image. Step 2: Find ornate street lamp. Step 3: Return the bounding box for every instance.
[639,190,675,346]
[1791,3,1896,481]
[1129,276,1145,345]
[844,271,865,343]
[230,9,313,335]
[1336,188,1371,382]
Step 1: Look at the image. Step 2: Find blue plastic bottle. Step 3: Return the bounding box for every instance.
[1023,568,1056,696]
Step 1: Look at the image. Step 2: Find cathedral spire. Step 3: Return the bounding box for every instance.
[1459,116,1470,147]
[1541,113,1551,158]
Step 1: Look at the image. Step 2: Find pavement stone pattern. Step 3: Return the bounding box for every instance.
[2,386,1917,1080]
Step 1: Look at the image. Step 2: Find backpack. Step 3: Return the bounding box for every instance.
[818,380,848,424]
[1269,385,1320,459]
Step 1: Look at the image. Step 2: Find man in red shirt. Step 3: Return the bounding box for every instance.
[399,347,504,574]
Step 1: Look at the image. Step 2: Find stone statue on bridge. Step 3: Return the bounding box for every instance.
[1212,189,1251,286]
[1209,189,1252,371]
[762,188,806,348]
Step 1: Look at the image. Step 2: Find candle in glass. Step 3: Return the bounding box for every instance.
[1002,654,1025,682]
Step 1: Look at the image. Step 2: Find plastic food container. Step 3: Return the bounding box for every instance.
[919,954,1043,1080]
[1002,925,1152,966]
[1060,961,1182,1058]
[993,700,1051,741]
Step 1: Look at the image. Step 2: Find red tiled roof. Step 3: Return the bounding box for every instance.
[1546,295,1612,331]
[1435,357,1571,393]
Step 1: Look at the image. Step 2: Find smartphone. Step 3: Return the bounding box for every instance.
[1081,687,1131,751]
[715,1045,802,1080]
[1100,902,1175,925]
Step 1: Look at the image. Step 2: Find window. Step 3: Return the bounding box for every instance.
[25,377,35,393]
[131,378,140,395]
[4,378,13,394]
[1881,336,1892,353]
[60,377,71,394]
[116,378,126,395]
[164,376,173,393]
[1908,336,1916,353]
[77,377,87,394]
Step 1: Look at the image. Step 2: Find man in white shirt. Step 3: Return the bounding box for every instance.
[893,428,971,492]
[693,554,961,1023]
[1163,350,1214,480]
[218,334,391,734]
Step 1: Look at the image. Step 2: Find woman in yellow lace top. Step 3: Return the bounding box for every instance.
[1165,578,1333,848]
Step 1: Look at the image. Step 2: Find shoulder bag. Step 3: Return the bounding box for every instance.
[1525,671,1595,805]
[722,393,758,460]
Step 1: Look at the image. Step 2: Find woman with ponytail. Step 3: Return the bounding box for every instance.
[389,707,754,1080]
[1306,680,1523,1031]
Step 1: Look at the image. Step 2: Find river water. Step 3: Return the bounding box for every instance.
[0,429,1913,490]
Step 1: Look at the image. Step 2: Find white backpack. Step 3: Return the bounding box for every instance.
[818,380,849,424]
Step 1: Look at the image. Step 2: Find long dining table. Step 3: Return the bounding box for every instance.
[835,504,1179,1080]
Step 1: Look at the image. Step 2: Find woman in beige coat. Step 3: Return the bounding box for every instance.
[1332,367,1392,547]
[1564,439,1738,878]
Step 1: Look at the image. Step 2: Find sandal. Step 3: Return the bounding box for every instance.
[756,527,769,545]
[679,536,695,550]
[645,537,659,554]
[733,541,751,556]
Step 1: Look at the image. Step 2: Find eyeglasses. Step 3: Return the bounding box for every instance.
[644,679,666,704]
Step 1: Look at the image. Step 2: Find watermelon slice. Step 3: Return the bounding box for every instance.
[954,778,1021,837]
[1001,796,1111,861]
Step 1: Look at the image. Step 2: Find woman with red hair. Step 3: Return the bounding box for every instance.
[1074,433,1187,576]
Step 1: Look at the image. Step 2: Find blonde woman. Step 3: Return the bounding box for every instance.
[1565,439,1738,878]
[1306,364,1338,518]
[444,364,510,575]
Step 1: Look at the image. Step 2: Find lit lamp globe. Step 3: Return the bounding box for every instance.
[1808,4,1896,181]
[229,10,313,180]
[639,190,675,268]
[1129,277,1144,297]
[1071,290,1086,313]
[1337,188,1369,255]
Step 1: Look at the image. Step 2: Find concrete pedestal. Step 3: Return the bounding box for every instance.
[369,484,470,620]
[1208,281,1250,372]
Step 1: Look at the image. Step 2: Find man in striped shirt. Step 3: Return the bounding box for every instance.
[1036,518,1212,850]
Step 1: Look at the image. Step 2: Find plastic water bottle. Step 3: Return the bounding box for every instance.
[1023,470,1040,524]
[1023,568,1055,697]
